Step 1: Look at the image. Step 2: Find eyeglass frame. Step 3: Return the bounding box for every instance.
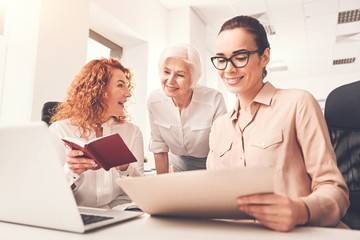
[210,48,265,70]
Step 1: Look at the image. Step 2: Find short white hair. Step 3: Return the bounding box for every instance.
[158,43,202,88]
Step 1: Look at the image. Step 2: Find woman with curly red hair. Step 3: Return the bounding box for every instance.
[49,58,144,209]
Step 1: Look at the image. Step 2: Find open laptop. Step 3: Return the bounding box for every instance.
[0,122,142,233]
[117,166,273,219]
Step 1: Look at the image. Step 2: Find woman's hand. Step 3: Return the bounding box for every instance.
[115,163,129,171]
[237,193,309,232]
[66,150,99,174]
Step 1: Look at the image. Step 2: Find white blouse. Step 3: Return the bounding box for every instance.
[148,85,227,158]
[49,118,144,208]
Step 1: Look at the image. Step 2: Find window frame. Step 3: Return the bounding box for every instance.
[89,29,123,59]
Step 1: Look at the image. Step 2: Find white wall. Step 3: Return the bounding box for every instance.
[0,1,5,114]
[0,0,89,123]
[0,0,41,123]
[166,7,209,87]
[0,1,5,35]
[0,1,5,104]
[268,71,360,101]
[0,35,6,112]
[32,0,89,121]
[122,42,149,136]
[168,8,190,43]
[189,8,208,86]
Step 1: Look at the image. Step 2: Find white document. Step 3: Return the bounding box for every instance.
[117,167,273,219]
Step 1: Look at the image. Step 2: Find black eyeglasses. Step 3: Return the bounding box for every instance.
[210,49,264,70]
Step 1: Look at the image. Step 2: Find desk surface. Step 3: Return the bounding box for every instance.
[1,214,359,240]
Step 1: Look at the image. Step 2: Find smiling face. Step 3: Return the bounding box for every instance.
[103,68,131,120]
[215,28,270,98]
[160,57,193,98]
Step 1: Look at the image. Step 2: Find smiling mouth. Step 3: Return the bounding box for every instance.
[225,76,244,84]
[118,101,125,106]
[166,85,178,91]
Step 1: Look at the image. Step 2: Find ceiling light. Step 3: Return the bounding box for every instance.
[350,33,360,41]
[336,33,360,43]
[269,66,288,72]
[338,9,360,24]
[333,58,356,65]
[264,25,276,35]
[250,12,274,35]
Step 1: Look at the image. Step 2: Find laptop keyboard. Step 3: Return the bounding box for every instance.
[80,214,114,225]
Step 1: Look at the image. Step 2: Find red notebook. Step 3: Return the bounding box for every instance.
[62,133,137,171]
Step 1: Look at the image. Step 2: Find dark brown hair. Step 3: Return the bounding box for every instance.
[219,15,270,78]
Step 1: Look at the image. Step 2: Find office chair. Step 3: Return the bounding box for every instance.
[41,101,59,126]
[324,80,360,229]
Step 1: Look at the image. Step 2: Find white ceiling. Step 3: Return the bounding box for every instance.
[157,0,360,80]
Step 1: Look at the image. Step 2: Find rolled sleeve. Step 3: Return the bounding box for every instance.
[149,138,169,153]
[301,186,348,226]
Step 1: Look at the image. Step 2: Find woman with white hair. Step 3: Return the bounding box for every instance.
[148,43,227,173]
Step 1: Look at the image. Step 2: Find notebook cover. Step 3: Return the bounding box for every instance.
[63,134,137,171]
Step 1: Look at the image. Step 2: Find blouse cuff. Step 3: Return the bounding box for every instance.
[300,195,321,226]
[117,164,135,177]
[63,163,83,190]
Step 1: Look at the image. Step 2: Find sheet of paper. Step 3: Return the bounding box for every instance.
[117,167,273,219]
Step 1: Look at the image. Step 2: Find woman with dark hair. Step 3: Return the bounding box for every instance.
[208,16,349,231]
[50,58,144,209]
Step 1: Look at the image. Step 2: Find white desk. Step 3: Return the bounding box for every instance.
[1,214,359,240]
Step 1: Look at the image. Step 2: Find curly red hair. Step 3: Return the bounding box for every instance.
[51,58,134,139]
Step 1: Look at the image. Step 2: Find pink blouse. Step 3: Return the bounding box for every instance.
[207,82,349,227]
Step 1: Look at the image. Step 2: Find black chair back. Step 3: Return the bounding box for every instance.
[41,101,59,126]
[324,81,360,229]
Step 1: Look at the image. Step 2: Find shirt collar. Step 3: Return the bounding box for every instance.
[230,81,276,120]
[253,81,276,106]
[101,117,118,127]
